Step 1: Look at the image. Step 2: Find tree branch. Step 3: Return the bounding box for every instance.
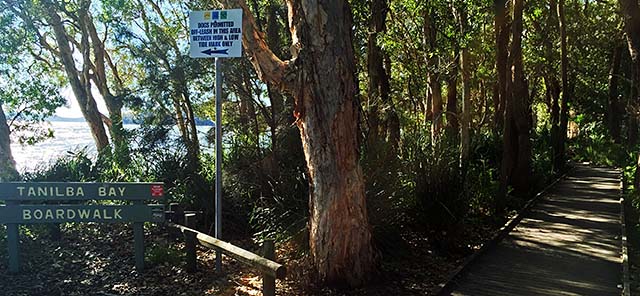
[218,0,293,92]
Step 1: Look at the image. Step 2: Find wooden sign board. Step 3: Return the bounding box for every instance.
[0,205,165,224]
[0,181,167,273]
[0,182,165,200]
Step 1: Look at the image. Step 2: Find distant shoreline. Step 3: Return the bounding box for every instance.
[47,116,214,126]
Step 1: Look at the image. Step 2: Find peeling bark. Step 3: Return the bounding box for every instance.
[221,0,375,286]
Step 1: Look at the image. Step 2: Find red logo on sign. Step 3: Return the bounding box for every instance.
[151,185,164,198]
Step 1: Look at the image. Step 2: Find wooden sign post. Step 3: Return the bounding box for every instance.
[0,182,166,273]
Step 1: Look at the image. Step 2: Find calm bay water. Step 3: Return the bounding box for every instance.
[11,121,212,173]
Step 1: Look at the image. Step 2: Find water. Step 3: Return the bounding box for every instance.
[10,121,213,173]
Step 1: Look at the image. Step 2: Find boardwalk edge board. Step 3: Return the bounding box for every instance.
[620,170,631,296]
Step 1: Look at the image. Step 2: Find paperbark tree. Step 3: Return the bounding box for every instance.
[367,0,392,146]
[557,0,570,169]
[0,106,17,180]
[446,57,459,133]
[619,0,640,186]
[42,0,110,152]
[499,0,531,202]
[221,0,375,287]
[608,45,623,143]
[539,0,564,172]
[424,10,444,141]
[494,0,510,135]
[459,6,471,163]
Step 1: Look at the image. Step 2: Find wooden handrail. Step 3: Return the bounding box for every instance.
[166,222,286,279]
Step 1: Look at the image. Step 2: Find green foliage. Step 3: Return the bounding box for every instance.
[570,122,629,168]
[411,136,468,231]
[226,125,308,242]
[531,129,554,184]
[23,149,96,182]
[465,134,502,217]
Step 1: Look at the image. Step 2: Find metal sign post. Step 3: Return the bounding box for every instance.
[189,8,242,272]
[215,56,223,271]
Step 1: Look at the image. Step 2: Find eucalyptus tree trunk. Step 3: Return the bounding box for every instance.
[557,0,570,168]
[542,0,564,172]
[447,57,459,133]
[0,106,18,180]
[620,0,640,149]
[43,0,110,152]
[494,0,510,136]
[137,1,201,168]
[460,47,471,163]
[80,6,129,162]
[222,0,375,287]
[424,10,443,142]
[367,0,391,147]
[500,0,531,202]
[619,0,640,187]
[608,45,623,143]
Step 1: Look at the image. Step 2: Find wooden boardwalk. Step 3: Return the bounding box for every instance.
[447,164,623,296]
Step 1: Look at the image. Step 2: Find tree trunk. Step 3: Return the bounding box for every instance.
[424,10,443,142]
[541,0,564,172]
[430,75,444,141]
[367,0,397,156]
[82,8,129,162]
[494,0,510,136]
[620,0,640,148]
[222,0,375,287]
[547,75,562,171]
[460,47,471,163]
[608,45,623,143]
[447,61,459,133]
[366,0,388,146]
[557,0,569,169]
[459,7,471,163]
[500,0,531,201]
[43,0,110,152]
[291,2,375,286]
[0,105,18,180]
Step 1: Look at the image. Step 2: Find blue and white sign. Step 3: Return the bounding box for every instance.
[189,9,243,58]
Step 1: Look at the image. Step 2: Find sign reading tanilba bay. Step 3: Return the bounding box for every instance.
[0,182,165,200]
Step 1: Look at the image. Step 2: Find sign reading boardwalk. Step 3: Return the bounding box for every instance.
[0,182,166,273]
[0,182,165,223]
[189,9,243,58]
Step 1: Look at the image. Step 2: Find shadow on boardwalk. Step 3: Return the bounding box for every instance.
[447,164,622,296]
